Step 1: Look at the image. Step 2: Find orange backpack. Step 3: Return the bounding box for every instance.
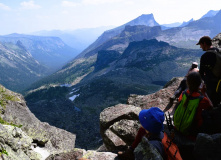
[162,132,182,160]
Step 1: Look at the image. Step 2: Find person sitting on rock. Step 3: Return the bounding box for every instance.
[164,62,199,112]
[118,107,165,160]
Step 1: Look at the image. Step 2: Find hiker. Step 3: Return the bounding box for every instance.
[172,72,213,159]
[118,107,165,160]
[163,62,199,112]
[173,72,213,138]
[196,36,221,107]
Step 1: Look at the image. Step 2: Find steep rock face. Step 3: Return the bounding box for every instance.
[0,84,76,159]
[78,14,160,58]
[94,50,121,72]
[84,26,162,57]
[0,42,47,92]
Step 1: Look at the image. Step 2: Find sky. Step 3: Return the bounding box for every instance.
[0,0,220,35]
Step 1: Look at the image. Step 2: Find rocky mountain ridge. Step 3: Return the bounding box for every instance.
[0,41,47,92]
[77,14,159,58]
[31,26,114,53]
[77,9,221,60]
[0,34,78,73]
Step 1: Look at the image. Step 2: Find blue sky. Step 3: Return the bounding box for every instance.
[0,0,220,35]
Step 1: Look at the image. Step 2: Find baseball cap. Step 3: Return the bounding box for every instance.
[196,36,212,45]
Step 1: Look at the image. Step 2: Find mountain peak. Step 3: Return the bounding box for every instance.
[126,13,159,27]
[200,10,219,19]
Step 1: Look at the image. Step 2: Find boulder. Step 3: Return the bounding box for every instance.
[0,84,76,159]
[194,133,221,160]
[100,104,141,151]
[134,137,163,160]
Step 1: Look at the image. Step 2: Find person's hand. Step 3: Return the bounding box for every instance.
[118,146,134,160]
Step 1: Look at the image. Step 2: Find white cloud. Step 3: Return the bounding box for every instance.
[62,1,78,7]
[20,1,41,10]
[0,3,11,10]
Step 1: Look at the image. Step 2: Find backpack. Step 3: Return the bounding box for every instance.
[210,48,221,94]
[163,112,182,160]
[173,91,204,135]
[209,48,221,78]
[162,132,182,160]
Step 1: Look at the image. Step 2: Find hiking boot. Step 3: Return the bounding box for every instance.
[118,147,134,160]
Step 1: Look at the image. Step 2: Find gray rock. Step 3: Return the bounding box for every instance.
[0,124,41,160]
[110,119,140,145]
[212,33,221,48]
[194,133,221,160]
[100,104,141,151]
[103,129,126,151]
[0,85,76,159]
[134,137,163,160]
[100,104,141,129]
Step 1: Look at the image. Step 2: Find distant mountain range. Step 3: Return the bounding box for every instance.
[0,34,78,73]
[0,41,47,92]
[0,34,79,92]
[77,9,221,59]
[31,26,115,53]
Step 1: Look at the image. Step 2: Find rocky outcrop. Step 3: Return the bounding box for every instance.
[100,104,141,151]
[127,77,183,111]
[99,77,183,152]
[0,84,76,159]
[212,32,221,48]
[99,77,221,160]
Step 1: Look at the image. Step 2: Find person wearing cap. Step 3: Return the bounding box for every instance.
[118,107,165,160]
[196,36,221,107]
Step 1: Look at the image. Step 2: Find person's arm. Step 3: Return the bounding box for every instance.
[195,97,213,128]
[131,127,146,149]
[199,54,206,80]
